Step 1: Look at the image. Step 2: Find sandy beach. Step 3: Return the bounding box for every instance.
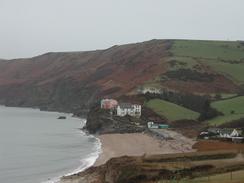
[61,130,196,182]
[94,130,196,166]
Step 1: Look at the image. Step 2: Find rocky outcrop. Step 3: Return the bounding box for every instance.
[84,104,147,134]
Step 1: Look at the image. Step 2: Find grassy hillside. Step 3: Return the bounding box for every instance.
[171,40,244,84]
[204,60,244,84]
[208,96,244,126]
[145,99,200,121]
[172,40,244,60]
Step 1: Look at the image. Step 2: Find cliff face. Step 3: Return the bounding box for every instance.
[85,104,147,134]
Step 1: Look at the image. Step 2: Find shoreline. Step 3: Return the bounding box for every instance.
[60,130,196,183]
[1,106,196,182]
[48,120,102,183]
[0,105,97,183]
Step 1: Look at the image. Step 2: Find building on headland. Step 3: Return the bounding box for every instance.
[101,99,118,110]
[116,103,141,117]
[137,86,162,94]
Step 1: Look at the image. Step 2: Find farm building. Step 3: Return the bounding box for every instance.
[117,103,141,117]
[101,99,118,109]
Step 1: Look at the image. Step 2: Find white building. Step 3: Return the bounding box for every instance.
[219,129,241,138]
[140,87,161,94]
[147,122,159,129]
[117,103,141,117]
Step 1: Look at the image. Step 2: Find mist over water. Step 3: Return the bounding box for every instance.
[0,106,100,183]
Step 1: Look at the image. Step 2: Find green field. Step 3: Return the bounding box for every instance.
[172,40,244,61]
[167,56,199,70]
[203,60,244,83]
[145,99,200,121]
[208,96,244,126]
[171,40,244,84]
[219,93,238,99]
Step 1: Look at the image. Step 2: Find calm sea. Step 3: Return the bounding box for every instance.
[0,106,100,183]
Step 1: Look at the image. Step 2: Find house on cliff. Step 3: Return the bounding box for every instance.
[117,103,141,117]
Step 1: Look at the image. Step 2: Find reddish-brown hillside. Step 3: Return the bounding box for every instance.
[0,39,240,112]
[0,40,171,111]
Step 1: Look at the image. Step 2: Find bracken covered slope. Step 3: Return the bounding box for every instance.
[0,39,242,112]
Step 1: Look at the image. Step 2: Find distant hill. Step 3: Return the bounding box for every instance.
[0,39,243,113]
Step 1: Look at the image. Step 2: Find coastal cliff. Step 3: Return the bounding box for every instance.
[84,104,147,134]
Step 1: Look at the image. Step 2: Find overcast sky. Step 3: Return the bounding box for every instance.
[0,0,244,59]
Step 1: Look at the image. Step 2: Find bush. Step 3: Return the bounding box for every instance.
[198,100,223,121]
[164,69,215,82]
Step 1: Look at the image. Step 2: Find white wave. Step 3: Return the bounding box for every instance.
[42,134,102,183]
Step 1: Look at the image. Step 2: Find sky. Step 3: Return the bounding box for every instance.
[0,0,244,59]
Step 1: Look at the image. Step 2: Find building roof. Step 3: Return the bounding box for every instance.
[207,128,221,134]
[219,128,242,135]
[118,103,133,109]
[219,129,234,135]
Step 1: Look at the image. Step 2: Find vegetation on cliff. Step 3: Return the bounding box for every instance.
[85,104,146,134]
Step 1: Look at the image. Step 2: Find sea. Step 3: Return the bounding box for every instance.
[0,105,101,183]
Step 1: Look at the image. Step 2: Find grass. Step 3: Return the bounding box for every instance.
[145,99,200,121]
[177,170,244,183]
[167,56,199,70]
[203,60,244,83]
[220,93,238,99]
[208,114,244,126]
[206,93,238,99]
[171,40,244,61]
[171,40,244,84]
[208,96,244,126]
[211,96,244,114]
[158,170,244,183]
